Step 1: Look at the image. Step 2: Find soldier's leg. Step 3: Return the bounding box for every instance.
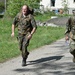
[22,44,29,60]
[22,35,30,66]
[70,39,75,62]
[17,34,27,66]
[17,34,23,51]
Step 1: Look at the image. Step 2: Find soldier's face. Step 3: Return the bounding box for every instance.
[22,6,28,15]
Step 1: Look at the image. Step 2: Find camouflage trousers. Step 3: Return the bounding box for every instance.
[17,33,30,59]
[69,39,75,56]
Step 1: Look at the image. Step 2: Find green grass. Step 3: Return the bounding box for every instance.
[34,11,55,22]
[0,16,65,62]
[35,14,51,22]
[29,26,65,50]
[0,18,20,62]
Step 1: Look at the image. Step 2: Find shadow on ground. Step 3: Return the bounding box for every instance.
[13,40,75,75]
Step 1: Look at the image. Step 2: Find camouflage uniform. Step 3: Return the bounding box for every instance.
[13,13,37,60]
[65,15,75,62]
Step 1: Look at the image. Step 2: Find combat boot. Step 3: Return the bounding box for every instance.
[22,52,29,66]
[22,58,26,66]
[73,55,75,63]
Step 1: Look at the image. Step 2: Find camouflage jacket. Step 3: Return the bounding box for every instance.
[13,13,37,34]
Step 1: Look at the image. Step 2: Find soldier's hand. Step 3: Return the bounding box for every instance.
[28,34,32,39]
[11,32,14,37]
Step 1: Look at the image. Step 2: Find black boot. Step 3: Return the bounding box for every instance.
[22,52,29,66]
[73,55,75,63]
[22,58,26,66]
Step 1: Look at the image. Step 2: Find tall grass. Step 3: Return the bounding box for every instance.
[29,26,65,50]
[35,11,55,22]
[0,18,19,62]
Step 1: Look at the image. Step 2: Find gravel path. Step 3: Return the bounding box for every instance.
[0,38,75,75]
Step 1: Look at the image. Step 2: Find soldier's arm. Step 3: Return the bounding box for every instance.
[65,18,71,34]
[65,18,71,40]
[28,26,36,40]
[11,13,19,37]
[31,27,36,35]
[27,15,37,39]
[11,24,15,37]
[30,15,37,35]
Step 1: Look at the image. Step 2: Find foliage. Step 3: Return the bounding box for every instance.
[35,11,55,22]
[7,0,41,17]
[0,2,5,12]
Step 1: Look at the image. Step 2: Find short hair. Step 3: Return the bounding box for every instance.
[21,5,34,15]
[22,5,29,11]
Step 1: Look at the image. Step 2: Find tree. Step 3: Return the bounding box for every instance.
[0,2,5,12]
[7,0,41,17]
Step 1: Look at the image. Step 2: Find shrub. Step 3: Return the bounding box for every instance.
[7,0,40,17]
[0,2,5,12]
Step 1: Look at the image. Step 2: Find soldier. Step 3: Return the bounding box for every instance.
[65,10,75,62]
[11,5,37,66]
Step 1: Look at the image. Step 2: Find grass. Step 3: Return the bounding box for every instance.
[29,26,65,50]
[0,18,20,62]
[35,14,51,22]
[0,15,65,62]
[34,11,55,22]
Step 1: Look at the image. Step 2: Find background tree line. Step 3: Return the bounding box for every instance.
[6,0,41,17]
[0,2,5,12]
[0,0,41,17]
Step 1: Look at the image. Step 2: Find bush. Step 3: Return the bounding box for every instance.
[0,2,5,12]
[7,0,40,17]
